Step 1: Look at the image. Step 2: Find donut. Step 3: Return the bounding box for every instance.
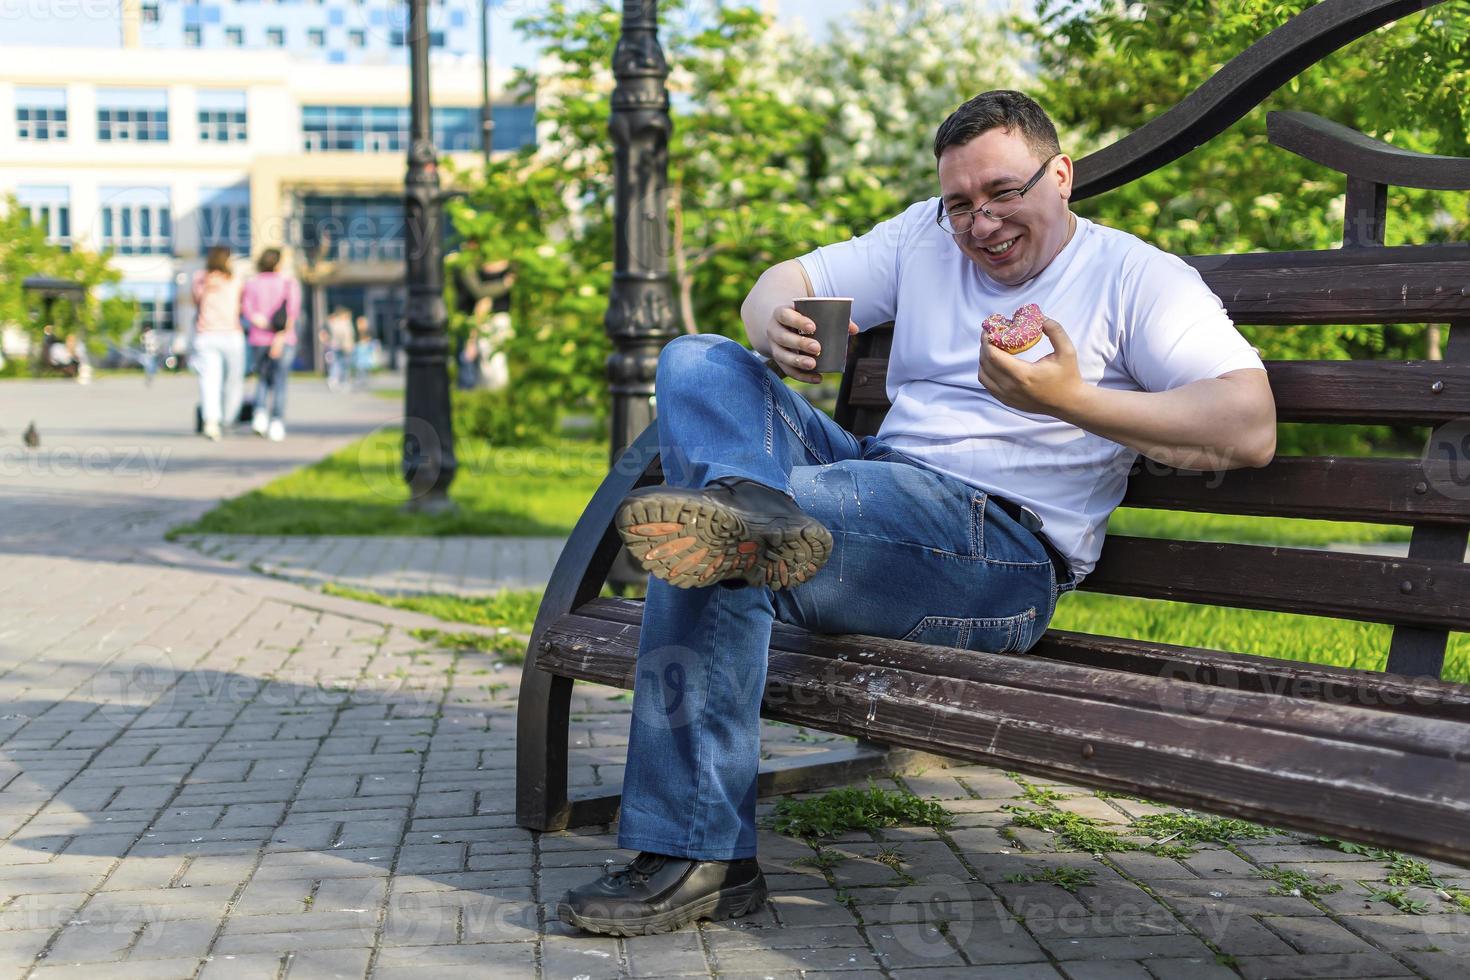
[983,303,1046,355]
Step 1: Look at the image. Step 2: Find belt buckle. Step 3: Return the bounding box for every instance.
[1015,504,1045,534]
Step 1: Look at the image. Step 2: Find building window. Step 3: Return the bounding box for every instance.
[296,194,405,263]
[97,89,169,142]
[308,28,325,47]
[15,87,68,141]
[199,186,251,255]
[432,107,478,152]
[198,90,247,143]
[390,30,405,46]
[267,27,285,46]
[16,185,71,250]
[99,186,172,255]
[430,31,444,48]
[348,29,365,47]
[490,104,537,151]
[225,26,243,46]
[142,3,160,22]
[302,105,405,153]
[106,284,176,334]
[136,294,175,333]
[184,25,201,46]
[301,104,537,155]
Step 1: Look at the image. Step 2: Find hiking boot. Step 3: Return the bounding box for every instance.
[559,852,767,937]
[616,478,832,590]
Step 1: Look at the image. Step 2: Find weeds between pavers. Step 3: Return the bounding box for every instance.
[769,783,953,839]
[1317,837,1470,915]
[791,848,848,871]
[1259,865,1343,901]
[1002,866,1098,892]
[1003,779,1272,858]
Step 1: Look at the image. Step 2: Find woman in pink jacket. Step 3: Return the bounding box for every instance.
[190,246,245,441]
[240,248,302,442]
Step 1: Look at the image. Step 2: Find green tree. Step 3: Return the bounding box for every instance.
[1,197,133,375]
[448,0,1025,439]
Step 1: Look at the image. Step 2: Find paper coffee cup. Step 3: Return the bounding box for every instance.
[792,297,853,374]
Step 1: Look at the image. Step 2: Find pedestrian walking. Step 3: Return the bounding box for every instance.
[351,316,378,389]
[240,248,302,442]
[189,246,246,442]
[321,306,355,392]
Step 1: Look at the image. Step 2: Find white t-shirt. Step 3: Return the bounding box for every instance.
[798,202,1264,580]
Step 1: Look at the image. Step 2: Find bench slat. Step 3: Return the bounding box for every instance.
[1270,360,1470,424]
[1026,629,1470,722]
[1086,536,1470,630]
[848,358,1470,427]
[555,597,1470,721]
[1122,456,1469,526]
[1186,246,1470,324]
[539,599,1470,864]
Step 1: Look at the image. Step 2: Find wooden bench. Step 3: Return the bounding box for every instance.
[517,0,1470,864]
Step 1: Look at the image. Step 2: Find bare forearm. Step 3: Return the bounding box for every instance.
[1058,371,1276,470]
[741,260,813,356]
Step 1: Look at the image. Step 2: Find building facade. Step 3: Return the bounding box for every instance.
[0,40,531,365]
[140,0,485,65]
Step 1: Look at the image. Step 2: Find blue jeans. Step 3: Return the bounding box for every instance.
[617,334,1078,861]
[250,343,294,422]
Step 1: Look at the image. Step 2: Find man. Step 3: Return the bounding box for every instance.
[560,91,1276,937]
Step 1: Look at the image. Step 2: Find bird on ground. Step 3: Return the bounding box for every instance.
[23,422,39,449]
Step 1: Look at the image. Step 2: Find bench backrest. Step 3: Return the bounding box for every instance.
[832,0,1470,680]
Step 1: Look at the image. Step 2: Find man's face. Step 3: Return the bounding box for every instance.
[937,127,1074,287]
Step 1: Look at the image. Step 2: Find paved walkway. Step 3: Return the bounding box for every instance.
[0,374,1467,979]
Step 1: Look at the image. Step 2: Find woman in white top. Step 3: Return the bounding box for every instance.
[190,246,246,441]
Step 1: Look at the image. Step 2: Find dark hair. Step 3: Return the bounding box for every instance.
[933,90,1062,163]
[205,246,233,275]
[256,248,282,273]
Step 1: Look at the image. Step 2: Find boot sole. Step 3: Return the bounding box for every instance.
[557,878,768,937]
[615,490,832,590]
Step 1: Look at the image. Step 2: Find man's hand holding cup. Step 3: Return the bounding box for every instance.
[769,297,857,385]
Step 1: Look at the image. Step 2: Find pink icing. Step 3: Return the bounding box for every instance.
[983,303,1045,352]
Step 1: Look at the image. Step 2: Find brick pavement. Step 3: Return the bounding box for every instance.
[1,374,1468,978]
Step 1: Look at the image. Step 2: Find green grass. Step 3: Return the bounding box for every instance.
[323,584,540,663]
[1050,591,1470,684]
[1107,507,1411,546]
[325,583,542,631]
[173,429,608,538]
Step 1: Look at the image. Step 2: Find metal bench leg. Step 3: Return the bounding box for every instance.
[516,426,662,832]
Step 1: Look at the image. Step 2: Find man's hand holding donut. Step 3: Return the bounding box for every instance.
[766,306,859,385]
[979,317,1086,417]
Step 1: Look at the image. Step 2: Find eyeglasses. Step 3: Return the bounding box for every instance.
[936,154,1060,236]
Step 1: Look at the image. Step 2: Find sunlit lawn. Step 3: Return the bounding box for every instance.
[173,427,609,538]
[1050,591,1470,684]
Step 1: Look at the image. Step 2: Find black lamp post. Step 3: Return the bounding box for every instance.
[605,0,681,463]
[402,0,456,510]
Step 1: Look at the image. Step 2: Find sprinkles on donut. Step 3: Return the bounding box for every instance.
[983,303,1046,355]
